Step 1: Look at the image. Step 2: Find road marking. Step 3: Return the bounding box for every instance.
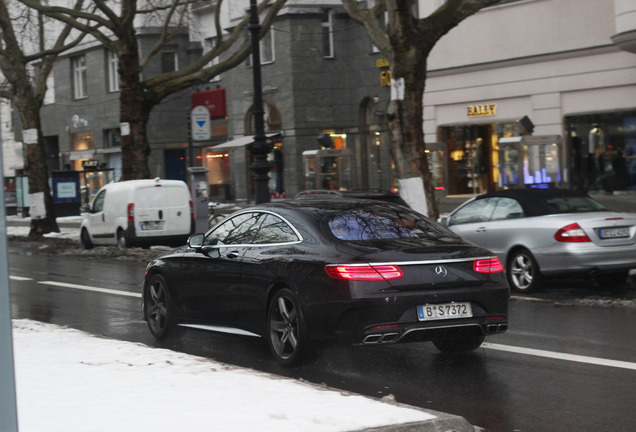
[12,276,636,371]
[483,342,636,371]
[38,281,141,298]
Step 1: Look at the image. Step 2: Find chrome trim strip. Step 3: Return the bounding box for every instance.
[325,256,498,267]
[178,324,261,338]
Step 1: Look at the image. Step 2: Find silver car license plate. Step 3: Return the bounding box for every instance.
[598,227,630,239]
[417,302,472,321]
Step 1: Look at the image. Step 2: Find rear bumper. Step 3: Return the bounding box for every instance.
[303,284,509,343]
[126,223,189,247]
[534,243,636,276]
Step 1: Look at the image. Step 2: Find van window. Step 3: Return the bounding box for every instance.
[93,190,106,212]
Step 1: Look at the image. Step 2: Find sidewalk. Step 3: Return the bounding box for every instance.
[10,320,480,432]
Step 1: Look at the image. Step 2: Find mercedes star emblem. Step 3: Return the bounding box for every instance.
[435,265,448,277]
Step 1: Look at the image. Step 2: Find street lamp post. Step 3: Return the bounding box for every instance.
[248,0,271,204]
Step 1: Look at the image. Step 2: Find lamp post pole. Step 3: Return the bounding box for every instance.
[248,0,271,204]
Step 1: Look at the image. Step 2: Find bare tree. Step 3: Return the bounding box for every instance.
[342,0,499,219]
[21,0,287,180]
[0,0,92,236]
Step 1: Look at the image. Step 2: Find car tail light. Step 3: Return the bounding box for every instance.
[554,223,590,242]
[474,258,504,273]
[127,203,134,223]
[325,265,404,281]
[189,200,194,219]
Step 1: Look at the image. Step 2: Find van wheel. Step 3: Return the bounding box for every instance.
[81,228,93,250]
[117,229,128,249]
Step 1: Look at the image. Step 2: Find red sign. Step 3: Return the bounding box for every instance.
[191,89,226,119]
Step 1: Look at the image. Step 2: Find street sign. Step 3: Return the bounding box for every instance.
[191,105,211,141]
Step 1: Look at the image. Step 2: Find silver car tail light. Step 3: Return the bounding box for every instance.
[554,223,591,242]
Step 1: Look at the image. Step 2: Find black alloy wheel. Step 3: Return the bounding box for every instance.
[507,248,541,293]
[145,274,181,340]
[433,334,485,353]
[267,288,308,366]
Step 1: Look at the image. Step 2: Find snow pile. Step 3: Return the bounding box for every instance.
[12,319,435,432]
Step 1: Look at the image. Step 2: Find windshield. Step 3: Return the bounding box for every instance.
[327,208,454,241]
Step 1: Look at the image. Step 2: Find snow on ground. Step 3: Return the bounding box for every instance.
[11,319,435,432]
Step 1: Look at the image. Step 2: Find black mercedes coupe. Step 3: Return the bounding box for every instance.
[142,199,509,366]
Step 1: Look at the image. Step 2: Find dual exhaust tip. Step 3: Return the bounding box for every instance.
[363,323,508,344]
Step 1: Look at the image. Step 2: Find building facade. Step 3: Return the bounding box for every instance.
[16,0,635,212]
[422,0,636,205]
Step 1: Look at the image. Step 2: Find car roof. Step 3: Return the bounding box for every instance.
[473,187,604,216]
[294,189,410,208]
[253,198,409,215]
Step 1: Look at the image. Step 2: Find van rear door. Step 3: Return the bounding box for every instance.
[133,184,191,238]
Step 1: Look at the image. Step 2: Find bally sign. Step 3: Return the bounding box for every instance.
[467,104,497,118]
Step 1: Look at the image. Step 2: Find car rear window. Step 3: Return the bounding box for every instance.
[327,209,453,241]
[543,196,607,213]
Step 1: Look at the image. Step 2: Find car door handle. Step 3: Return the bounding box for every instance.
[102,214,105,222]
[476,227,487,232]
[226,251,240,259]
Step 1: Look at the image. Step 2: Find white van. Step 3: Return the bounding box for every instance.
[80,178,194,249]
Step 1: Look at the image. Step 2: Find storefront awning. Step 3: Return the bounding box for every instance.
[211,133,281,150]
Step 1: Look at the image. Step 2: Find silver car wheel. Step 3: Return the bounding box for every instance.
[508,250,539,292]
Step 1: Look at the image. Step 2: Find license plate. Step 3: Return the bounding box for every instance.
[598,227,630,239]
[140,221,164,231]
[417,302,472,321]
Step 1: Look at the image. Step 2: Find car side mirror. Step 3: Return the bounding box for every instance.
[437,216,449,226]
[188,233,205,249]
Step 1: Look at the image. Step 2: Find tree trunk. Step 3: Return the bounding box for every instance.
[388,49,439,219]
[119,38,153,180]
[15,99,60,236]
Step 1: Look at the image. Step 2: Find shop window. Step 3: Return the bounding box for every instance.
[565,111,636,192]
[71,131,94,151]
[205,151,230,201]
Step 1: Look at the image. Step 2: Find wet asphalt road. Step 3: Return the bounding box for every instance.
[7,249,636,432]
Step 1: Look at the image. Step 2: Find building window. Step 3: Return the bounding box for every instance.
[103,128,121,148]
[204,37,221,82]
[161,52,178,73]
[322,10,334,58]
[248,28,275,66]
[72,55,87,99]
[107,51,119,92]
